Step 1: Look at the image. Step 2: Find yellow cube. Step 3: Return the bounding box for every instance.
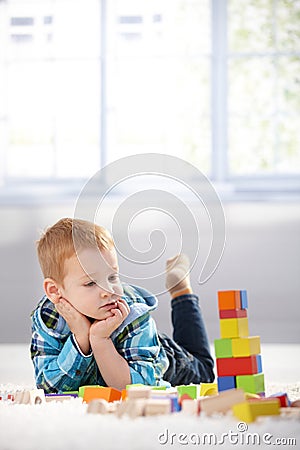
[200,383,218,396]
[232,399,280,423]
[232,336,261,357]
[220,318,249,339]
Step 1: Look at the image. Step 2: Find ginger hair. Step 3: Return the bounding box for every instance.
[37,218,114,284]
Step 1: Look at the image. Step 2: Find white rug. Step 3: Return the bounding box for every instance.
[0,344,299,450]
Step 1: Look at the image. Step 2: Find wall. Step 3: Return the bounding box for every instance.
[0,200,299,344]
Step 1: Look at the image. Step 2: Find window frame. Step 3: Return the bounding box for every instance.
[0,0,299,204]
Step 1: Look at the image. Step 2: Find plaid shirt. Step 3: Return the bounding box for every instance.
[30,284,170,393]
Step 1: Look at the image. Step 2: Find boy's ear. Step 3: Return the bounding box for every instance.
[43,278,62,304]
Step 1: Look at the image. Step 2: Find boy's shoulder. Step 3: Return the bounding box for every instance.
[31,296,70,337]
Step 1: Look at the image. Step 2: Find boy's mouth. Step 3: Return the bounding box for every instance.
[100,301,118,310]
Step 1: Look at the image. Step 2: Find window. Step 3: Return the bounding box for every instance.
[0,0,299,197]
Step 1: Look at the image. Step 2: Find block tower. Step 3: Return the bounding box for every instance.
[214,290,265,396]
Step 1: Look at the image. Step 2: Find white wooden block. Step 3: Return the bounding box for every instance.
[127,386,151,399]
[29,389,45,405]
[144,399,171,416]
[116,399,146,418]
[87,399,109,414]
[181,399,200,415]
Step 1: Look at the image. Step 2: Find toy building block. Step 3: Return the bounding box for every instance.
[216,355,259,377]
[87,399,109,414]
[177,384,200,400]
[62,391,78,396]
[116,399,146,418]
[291,399,300,407]
[170,396,181,412]
[218,291,241,310]
[269,392,289,407]
[220,317,249,339]
[240,290,248,309]
[218,376,236,392]
[151,386,167,390]
[231,336,261,357]
[236,373,265,395]
[200,388,245,416]
[181,399,200,415]
[14,389,45,405]
[127,386,151,399]
[83,386,122,403]
[214,338,233,358]
[150,387,177,397]
[280,407,300,419]
[256,354,262,373]
[45,394,79,402]
[144,399,171,416]
[219,309,247,319]
[125,383,144,390]
[79,385,99,398]
[232,398,280,423]
[200,383,218,396]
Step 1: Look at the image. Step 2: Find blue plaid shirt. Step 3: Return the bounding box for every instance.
[30,284,170,393]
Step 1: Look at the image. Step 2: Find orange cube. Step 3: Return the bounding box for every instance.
[218,291,241,311]
[83,387,122,403]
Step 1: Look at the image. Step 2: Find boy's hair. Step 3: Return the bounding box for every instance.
[37,218,114,284]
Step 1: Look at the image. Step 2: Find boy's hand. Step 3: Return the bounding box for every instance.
[55,298,91,355]
[89,299,130,342]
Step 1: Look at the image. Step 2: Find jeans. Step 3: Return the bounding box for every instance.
[159,294,215,386]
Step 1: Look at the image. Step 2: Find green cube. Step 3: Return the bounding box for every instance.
[177,384,200,399]
[214,338,233,358]
[78,385,101,398]
[236,373,265,394]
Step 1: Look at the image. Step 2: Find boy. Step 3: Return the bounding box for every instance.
[31,218,214,393]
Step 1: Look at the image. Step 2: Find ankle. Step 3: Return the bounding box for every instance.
[170,287,193,299]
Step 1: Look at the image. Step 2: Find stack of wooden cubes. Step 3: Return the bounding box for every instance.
[214,290,265,396]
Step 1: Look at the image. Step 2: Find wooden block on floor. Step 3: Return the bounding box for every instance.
[181,399,200,415]
[216,355,258,377]
[87,399,109,414]
[236,373,265,395]
[200,383,218,396]
[218,291,242,311]
[83,386,122,403]
[220,318,249,339]
[144,399,171,416]
[200,388,246,416]
[232,336,261,357]
[45,394,78,402]
[232,398,280,423]
[269,392,289,407]
[15,389,45,405]
[177,384,200,400]
[116,399,146,418]
[127,386,151,399]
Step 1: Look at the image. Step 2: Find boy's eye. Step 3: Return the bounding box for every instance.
[109,274,119,282]
[85,281,96,287]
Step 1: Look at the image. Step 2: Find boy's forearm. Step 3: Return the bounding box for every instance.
[74,332,91,356]
[91,338,131,390]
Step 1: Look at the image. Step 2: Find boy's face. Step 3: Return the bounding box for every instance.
[59,246,124,320]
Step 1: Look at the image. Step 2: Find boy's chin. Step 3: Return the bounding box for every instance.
[85,311,114,321]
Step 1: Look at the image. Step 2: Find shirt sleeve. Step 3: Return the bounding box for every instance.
[30,327,95,393]
[114,313,170,387]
